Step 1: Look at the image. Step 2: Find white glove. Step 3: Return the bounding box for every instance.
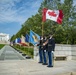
[52,51,54,53]
[44,50,46,52]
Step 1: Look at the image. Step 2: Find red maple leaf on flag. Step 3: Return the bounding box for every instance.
[48,11,57,17]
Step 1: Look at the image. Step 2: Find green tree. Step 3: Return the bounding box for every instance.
[10,0,76,44]
[62,0,76,44]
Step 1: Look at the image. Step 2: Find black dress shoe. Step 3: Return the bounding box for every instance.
[38,62,42,63]
[47,65,53,67]
[42,63,47,65]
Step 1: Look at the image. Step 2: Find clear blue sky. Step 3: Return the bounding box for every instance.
[0,0,76,38]
[0,0,43,38]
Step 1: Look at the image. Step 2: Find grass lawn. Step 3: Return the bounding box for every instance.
[13,45,34,58]
[0,44,5,49]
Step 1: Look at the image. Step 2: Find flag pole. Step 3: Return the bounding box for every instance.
[42,22,44,37]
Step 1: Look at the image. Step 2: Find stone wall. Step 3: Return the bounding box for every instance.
[34,44,76,61]
[54,44,72,60]
[71,45,76,60]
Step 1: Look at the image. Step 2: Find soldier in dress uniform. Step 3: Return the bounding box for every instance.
[43,33,55,67]
[37,36,43,63]
[42,36,47,65]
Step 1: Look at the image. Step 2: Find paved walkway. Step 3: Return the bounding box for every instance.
[0,45,24,60]
[0,45,76,75]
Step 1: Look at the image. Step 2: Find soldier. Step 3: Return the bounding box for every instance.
[43,33,55,67]
[37,36,43,63]
[42,36,47,65]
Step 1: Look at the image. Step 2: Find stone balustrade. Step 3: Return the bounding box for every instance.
[34,44,76,61]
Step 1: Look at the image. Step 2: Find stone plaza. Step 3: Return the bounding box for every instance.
[0,45,76,75]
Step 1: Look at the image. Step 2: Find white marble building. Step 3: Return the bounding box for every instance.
[0,33,9,44]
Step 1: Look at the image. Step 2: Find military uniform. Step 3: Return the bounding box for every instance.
[38,37,43,63]
[42,37,47,65]
[47,37,55,67]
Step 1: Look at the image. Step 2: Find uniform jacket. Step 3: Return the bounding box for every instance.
[37,39,43,50]
[48,38,55,51]
[43,39,46,50]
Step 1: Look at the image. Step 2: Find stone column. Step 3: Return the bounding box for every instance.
[34,46,39,62]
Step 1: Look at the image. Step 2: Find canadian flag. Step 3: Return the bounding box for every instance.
[42,8,63,24]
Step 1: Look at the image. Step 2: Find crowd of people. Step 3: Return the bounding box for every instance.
[37,33,55,67]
